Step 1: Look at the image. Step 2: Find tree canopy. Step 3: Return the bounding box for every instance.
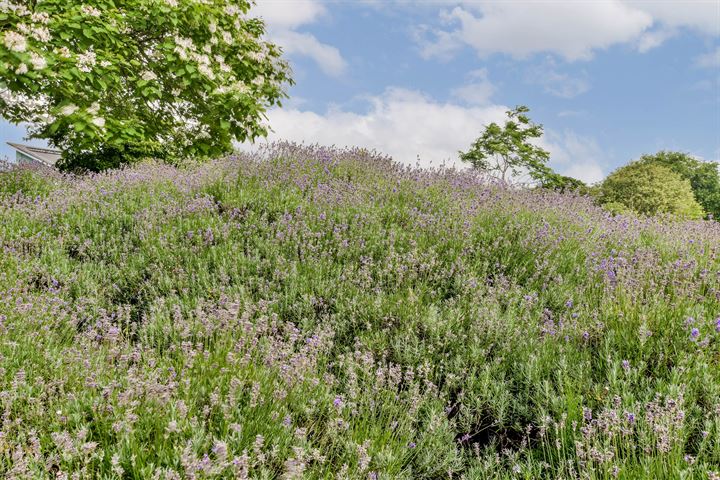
[600,161,704,219]
[636,151,720,219]
[539,173,589,194]
[0,0,292,171]
[460,105,552,184]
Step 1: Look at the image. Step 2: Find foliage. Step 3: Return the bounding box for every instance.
[460,105,552,184]
[600,162,705,219]
[0,0,292,170]
[0,162,61,197]
[637,151,720,220]
[56,141,168,173]
[539,172,588,193]
[0,143,719,478]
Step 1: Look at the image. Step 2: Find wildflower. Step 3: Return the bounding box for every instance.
[690,328,700,340]
[212,440,228,460]
[715,317,720,332]
[111,454,123,476]
[622,360,630,371]
[565,300,573,308]
[81,442,98,455]
[91,117,106,128]
[333,396,343,409]
[626,412,635,424]
[408,442,416,448]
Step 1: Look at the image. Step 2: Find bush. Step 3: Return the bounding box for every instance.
[56,141,168,173]
[600,162,705,219]
[637,151,720,220]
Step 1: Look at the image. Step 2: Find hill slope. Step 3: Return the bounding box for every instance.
[1,143,719,479]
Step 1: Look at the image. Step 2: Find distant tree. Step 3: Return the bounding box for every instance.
[636,151,720,219]
[460,105,552,184]
[0,1,292,171]
[600,162,704,219]
[539,173,588,193]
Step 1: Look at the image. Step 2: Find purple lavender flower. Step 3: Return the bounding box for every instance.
[715,317,720,333]
[333,396,343,409]
[622,360,630,371]
[690,327,700,340]
[626,412,635,424]
[408,442,416,448]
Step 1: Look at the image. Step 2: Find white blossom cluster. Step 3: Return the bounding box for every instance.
[0,1,30,16]
[3,31,26,52]
[77,49,97,73]
[0,87,53,126]
[80,5,102,17]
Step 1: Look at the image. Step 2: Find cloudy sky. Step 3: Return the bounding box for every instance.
[2,0,719,183]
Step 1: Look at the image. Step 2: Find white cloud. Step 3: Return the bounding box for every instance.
[419,2,653,61]
[272,31,347,76]
[251,0,347,76]
[695,46,720,68]
[526,59,590,98]
[256,88,507,167]
[249,88,607,182]
[451,68,496,105]
[626,0,720,36]
[542,131,607,184]
[636,27,676,53]
[416,0,719,61]
[252,0,326,29]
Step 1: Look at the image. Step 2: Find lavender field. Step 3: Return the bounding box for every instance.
[0,144,719,479]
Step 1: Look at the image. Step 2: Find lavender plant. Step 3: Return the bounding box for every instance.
[0,143,718,479]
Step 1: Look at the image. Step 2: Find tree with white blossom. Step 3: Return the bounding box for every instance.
[0,0,292,170]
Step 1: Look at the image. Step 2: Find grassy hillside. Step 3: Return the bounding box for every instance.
[0,143,719,479]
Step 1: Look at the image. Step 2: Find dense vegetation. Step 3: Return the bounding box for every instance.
[600,162,705,219]
[0,144,719,479]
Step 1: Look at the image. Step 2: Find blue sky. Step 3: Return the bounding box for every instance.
[2,0,719,183]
